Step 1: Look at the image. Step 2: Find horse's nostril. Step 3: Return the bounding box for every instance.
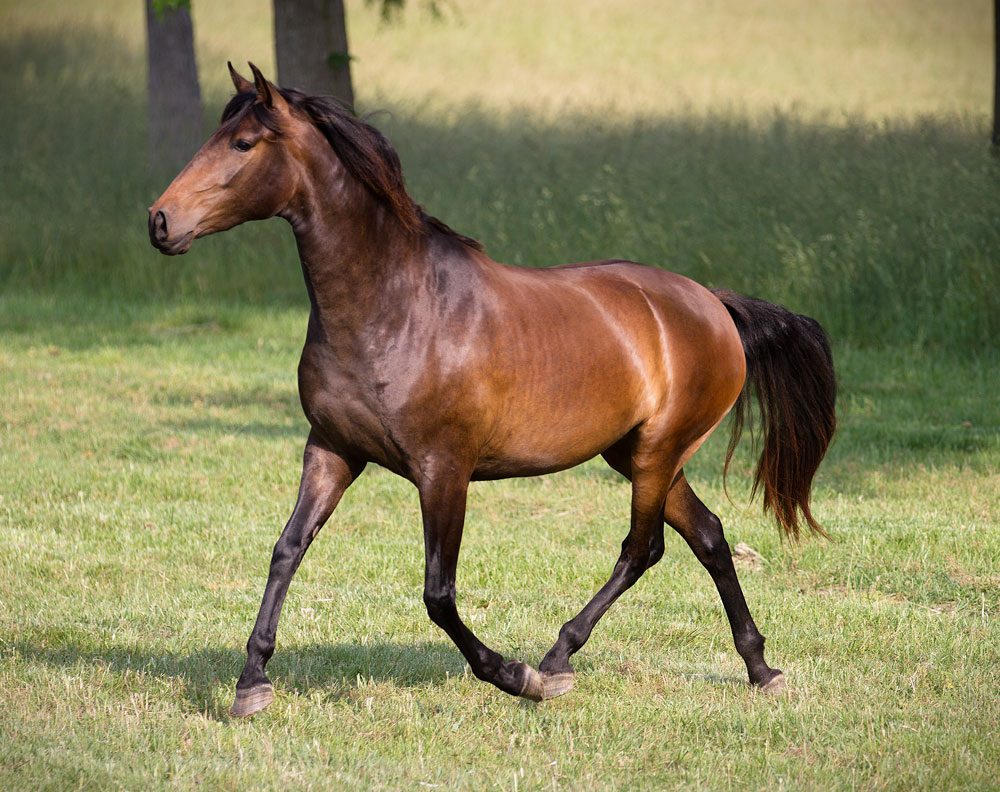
[155,210,168,241]
[149,209,168,243]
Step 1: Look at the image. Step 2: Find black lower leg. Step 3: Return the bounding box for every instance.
[236,539,303,691]
[235,442,361,699]
[665,476,782,687]
[420,470,540,698]
[423,589,534,696]
[540,493,665,675]
[539,554,645,674]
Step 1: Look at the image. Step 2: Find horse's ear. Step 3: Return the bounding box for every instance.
[248,62,290,116]
[228,61,254,94]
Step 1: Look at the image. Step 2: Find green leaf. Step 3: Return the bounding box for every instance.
[326,51,356,70]
[151,0,192,21]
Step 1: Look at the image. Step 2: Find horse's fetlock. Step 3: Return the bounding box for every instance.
[246,634,275,662]
[558,621,588,653]
[735,630,765,658]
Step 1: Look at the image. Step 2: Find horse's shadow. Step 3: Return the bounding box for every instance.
[12,636,755,721]
[9,637,470,720]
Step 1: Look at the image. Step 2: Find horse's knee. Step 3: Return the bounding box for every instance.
[423,585,456,626]
[621,530,665,573]
[268,537,304,579]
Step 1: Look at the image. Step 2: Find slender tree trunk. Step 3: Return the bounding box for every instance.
[274,0,355,110]
[993,0,1000,147]
[145,0,203,172]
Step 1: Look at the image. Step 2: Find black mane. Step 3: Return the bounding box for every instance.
[221,90,483,251]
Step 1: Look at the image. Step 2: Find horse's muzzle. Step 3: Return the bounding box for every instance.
[148,208,193,255]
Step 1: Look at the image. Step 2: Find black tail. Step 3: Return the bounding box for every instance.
[712,290,837,540]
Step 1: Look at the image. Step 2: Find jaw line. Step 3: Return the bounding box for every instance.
[159,230,195,256]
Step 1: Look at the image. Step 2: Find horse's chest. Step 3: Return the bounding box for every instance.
[296,345,398,465]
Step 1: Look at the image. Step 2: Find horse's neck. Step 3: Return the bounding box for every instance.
[289,194,427,338]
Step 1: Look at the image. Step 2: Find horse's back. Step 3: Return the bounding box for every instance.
[503,258,743,371]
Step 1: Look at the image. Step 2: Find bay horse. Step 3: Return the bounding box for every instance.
[148,64,836,718]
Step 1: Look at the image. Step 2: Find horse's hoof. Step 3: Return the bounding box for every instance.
[516,663,545,702]
[540,671,574,700]
[759,672,787,694]
[231,683,275,717]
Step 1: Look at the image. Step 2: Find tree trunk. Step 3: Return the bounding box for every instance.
[993,0,1000,147]
[145,0,203,172]
[274,0,355,110]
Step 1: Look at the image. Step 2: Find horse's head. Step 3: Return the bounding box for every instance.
[148,63,308,255]
[149,63,473,259]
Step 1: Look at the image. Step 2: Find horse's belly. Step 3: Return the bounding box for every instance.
[470,443,611,480]
[470,383,641,480]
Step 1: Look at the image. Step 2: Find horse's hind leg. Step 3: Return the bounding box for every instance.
[231,435,365,717]
[664,473,785,690]
[538,444,672,698]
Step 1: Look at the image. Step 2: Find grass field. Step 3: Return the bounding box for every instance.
[1,0,999,789]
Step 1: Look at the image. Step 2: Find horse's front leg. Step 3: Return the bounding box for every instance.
[231,435,365,717]
[419,467,545,701]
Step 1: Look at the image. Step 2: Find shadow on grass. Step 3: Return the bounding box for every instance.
[11,634,754,723]
[9,636,469,720]
[156,384,306,440]
[163,419,306,440]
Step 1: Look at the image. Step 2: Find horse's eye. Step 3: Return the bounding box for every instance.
[233,139,253,153]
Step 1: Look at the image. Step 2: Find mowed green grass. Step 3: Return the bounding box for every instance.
[1,301,998,790]
[2,0,999,789]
